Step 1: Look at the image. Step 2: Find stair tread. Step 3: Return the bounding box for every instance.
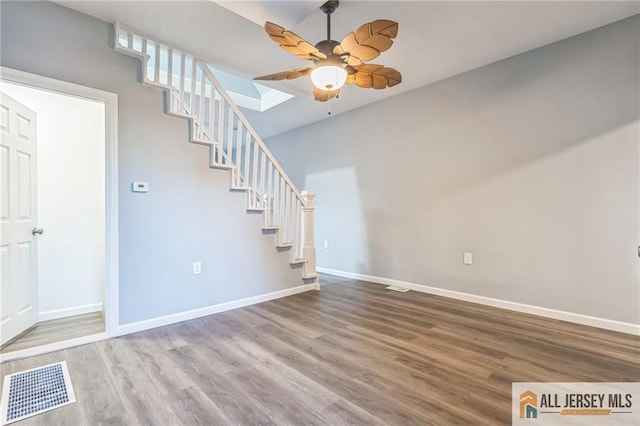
[166,110,191,117]
[192,140,215,146]
[144,80,171,90]
[211,164,234,170]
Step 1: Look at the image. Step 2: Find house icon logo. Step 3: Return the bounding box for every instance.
[520,390,538,419]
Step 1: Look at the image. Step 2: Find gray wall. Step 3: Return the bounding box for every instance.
[1,1,304,325]
[267,16,640,324]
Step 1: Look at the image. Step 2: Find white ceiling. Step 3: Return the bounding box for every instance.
[55,1,639,138]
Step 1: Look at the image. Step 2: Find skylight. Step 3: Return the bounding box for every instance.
[208,67,294,112]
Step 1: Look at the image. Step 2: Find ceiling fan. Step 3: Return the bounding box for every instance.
[254,0,402,102]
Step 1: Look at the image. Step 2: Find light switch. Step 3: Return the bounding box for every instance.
[132,182,149,193]
[463,252,473,265]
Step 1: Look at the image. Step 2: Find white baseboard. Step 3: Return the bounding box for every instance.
[117,283,318,336]
[0,332,106,364]
[39,303,103,322]
[316,267,640,336]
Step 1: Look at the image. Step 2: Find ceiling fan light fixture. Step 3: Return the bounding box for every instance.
[310,65,347,91]
[255,0,401,102]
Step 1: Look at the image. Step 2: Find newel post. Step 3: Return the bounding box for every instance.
[300,190,317,282]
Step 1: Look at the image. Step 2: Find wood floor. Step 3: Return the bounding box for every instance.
[1,274,638,425]
[1,312,104,354]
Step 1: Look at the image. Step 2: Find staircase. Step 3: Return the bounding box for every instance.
[113,23,318,283]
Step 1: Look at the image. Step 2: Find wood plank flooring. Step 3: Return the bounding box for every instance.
[1,274,638,425]
[1,312,104,354]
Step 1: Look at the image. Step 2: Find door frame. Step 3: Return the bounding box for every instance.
[0,66,119,344]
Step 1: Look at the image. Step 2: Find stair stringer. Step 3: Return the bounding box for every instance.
[113,23,318,283]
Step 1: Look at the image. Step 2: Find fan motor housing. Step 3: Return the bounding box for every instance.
[315,39,341,57]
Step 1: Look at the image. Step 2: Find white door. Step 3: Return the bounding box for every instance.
[0,92,38,346]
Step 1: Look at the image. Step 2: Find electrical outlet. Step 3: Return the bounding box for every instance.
[193,261,202,275]
[463,252,473,265]
[324,240,329,249]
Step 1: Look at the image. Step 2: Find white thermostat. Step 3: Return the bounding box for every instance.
[131,182,149,193]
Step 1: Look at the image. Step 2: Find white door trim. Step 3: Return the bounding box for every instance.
[0,66,119,340]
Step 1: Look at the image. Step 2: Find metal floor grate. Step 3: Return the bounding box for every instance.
[0,361,76,425]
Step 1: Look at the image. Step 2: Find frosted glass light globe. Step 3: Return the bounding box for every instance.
[310,65,347,90]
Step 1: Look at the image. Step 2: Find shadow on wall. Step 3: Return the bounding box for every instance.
[288,15,639,202]
[305,167,370,273]
[268,16,640,322]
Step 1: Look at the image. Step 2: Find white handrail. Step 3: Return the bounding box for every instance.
[198,65,305,205]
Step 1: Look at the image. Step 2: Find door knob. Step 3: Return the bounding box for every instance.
[32,228,44,236]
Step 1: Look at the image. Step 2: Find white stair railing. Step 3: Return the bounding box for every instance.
[170,88,253,194]
[114,23,317,279]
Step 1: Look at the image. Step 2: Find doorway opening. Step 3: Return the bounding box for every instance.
[0,68,118,362]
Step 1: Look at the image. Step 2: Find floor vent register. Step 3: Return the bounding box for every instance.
[0,361,76,425]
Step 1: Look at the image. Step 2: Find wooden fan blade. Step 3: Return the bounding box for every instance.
[346,56,364,67]
[337,33,358,54]
[352,65,402,89]
[265,21,327,60]
[347,45,381,62]
[335,20,398,64]
[369,20,399,39]
[254,68,312,81]
[354,64,384,73]
[333,44,347,56]
[313,87,341,102]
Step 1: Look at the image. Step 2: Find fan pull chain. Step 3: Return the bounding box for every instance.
[327,91,331,115]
